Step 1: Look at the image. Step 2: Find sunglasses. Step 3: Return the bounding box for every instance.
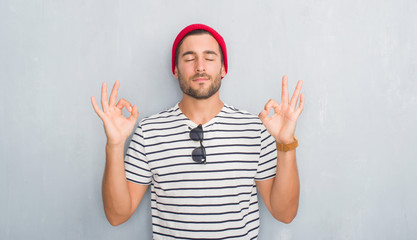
[190,124,206,164]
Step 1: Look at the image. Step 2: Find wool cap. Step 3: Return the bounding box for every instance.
[172,24,228,75]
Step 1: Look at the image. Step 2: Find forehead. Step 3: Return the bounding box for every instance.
[178,33,221,55]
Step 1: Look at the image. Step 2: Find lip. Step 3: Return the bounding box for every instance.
[193,77,209,82]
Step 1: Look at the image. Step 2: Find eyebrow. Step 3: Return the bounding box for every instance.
[181,50,218,57]
[204,50,218,56]
[181,51,195,57]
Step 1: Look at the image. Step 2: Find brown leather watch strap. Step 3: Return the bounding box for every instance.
[276,136,298,152]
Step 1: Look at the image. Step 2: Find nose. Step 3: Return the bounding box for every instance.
[195,57,205,72]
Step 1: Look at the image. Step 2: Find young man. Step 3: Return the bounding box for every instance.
[91,24,304,239]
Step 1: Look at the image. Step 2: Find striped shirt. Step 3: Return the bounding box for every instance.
[124,103,277,240]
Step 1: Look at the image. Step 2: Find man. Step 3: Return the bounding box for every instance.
[91,24,304,239]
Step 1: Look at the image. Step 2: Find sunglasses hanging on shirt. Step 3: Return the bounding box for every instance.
[190,124,206,164]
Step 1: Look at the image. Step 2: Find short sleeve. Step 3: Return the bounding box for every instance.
[255,126,277,181]
[124,125,152,185]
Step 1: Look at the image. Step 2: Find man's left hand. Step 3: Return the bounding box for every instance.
[258,75,305,144]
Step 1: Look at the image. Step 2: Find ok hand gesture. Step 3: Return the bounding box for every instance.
[91,81,139,146]
[259,75,304,144]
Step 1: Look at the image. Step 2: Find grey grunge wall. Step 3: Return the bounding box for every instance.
[1,0,416,239]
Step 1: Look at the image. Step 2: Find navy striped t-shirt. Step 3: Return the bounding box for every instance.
[124,103,277,240]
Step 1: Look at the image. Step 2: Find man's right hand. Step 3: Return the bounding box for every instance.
[91,80,139,146]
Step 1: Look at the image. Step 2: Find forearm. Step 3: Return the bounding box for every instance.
[102,143,132,225]
[270,149,300,222]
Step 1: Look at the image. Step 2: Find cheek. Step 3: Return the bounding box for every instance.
[205,61,220,70]
[178,62,194,73]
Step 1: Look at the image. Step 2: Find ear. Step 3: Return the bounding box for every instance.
[221,64,226,78]
[174,66,179,79]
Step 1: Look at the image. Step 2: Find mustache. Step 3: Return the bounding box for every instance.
[192,73,211,79]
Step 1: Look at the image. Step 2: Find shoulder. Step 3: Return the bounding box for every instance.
[219,104,263,126]
[222,104,261,120]
[138,104,182,128]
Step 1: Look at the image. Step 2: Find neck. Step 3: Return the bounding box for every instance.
[178,92,224,125]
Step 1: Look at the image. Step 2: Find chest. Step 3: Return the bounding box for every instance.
[144,125,262,191]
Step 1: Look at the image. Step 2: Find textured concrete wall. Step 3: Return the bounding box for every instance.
[1,0,416,239]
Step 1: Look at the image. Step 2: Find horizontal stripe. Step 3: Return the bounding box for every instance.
[154,107,179,115]
[261,134,272,143]
[222,107,253,116]
[255,173,276,181]
[261,139,275,151]
[258,156,276,167]
[125,169,150,179]
[152,217,259,233]
[124,160,149,172]
[153,184,254,192]
[151,197,256,208]
[148,152,260,164]
[151,208,258,224]
[144,136,260,149]
[260,147,276,158]
[125,150,145,160]
[153,225,259,240]
[256,165,276,175]
[146,144,260,156]
[142,111,181,122]
[145,138,190,148]
[216,115,259,120]
[214,121,262,126]
[132,132,143,139]
[146,129,261,140]
[156,176,254,184]
[151,204,254,216]
[145,130,187,140]
[151,189,253,199]
[203,128,261,133]
[130,139,144,148]
[142,123,188,133]
[141,117,189,127]
[151,160,258,171]
[153,168,257,178]
[126,177,151,185]
[127,149,146,160]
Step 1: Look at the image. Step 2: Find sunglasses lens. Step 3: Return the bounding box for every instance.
[190,125,203,141]
[192,146,206,163]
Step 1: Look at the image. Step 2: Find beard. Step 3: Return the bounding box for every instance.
[178,69,222,100]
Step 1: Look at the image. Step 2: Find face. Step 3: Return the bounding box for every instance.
[174,33,226,100]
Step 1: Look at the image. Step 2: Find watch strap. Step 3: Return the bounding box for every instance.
[276,136,298,152]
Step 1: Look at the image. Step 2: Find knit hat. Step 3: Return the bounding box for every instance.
[172,24,228,75]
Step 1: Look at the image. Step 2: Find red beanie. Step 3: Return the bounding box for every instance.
[172,24,228,75]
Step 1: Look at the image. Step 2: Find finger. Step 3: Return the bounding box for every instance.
[128,105,140,122]
[289,80,303,109]
[109,80,120,107]
[264,99,279,110]
[258,109,269,123]
[116,98,133,112]
[296,92,305,116]
[91,96,105,119]
[101,82,109,112]
[281,75,289,105]
[264,98,280,114]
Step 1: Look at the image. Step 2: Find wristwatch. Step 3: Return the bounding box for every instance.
[276,136,298,152]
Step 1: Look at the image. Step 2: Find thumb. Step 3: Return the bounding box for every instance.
[258,109,269,123]
[128,105,139,122]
